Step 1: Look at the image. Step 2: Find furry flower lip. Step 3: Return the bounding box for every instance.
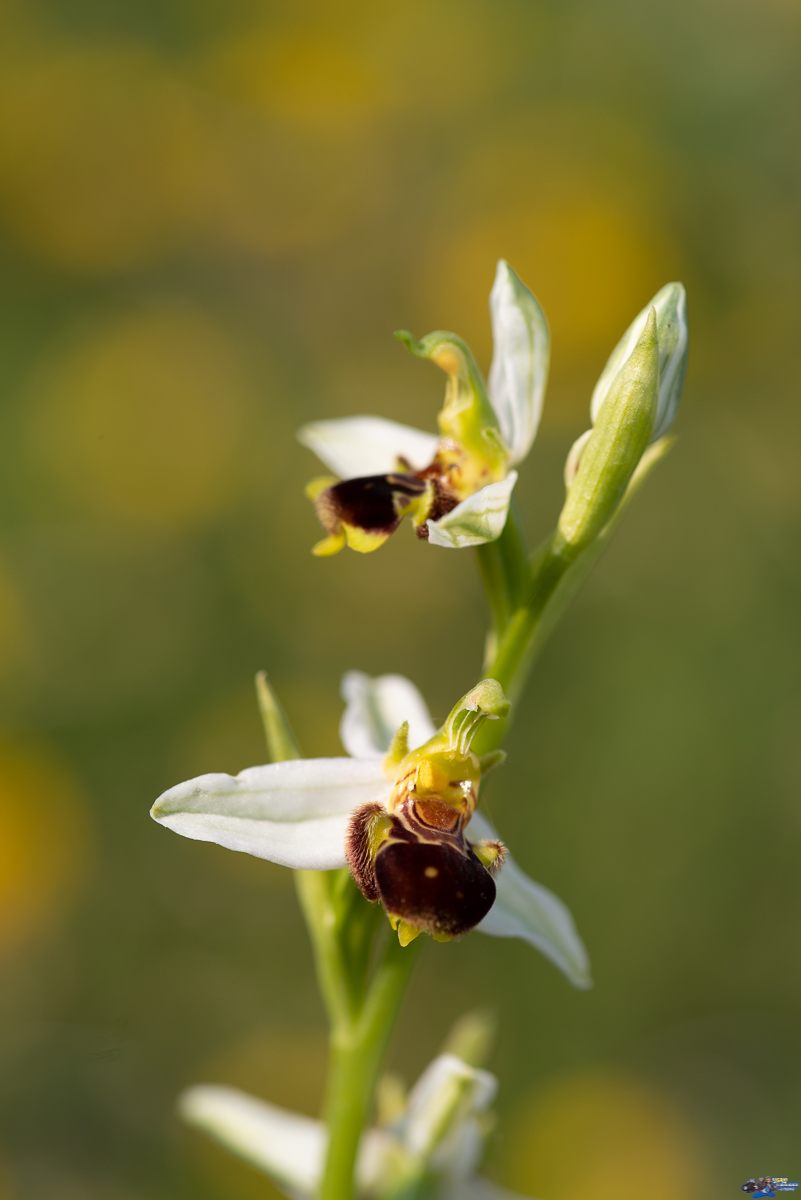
[346,679,509,946]
[298,259,549,554]
[149,668,592,987]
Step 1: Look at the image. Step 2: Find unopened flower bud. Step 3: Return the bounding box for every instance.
[591,282,687,442]
[555,309,659,559]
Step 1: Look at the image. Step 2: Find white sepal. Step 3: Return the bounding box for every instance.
[297,416,439,480]
[468,811,592,989]
[488,260,550,465]
[179,1086,323,1196]
[427,472,518,549]
[150,758,391,870]
[590,282,688,443]
[340,671,436,759]
[179,1085,394,1198]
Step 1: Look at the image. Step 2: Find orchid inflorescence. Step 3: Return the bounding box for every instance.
[151,260,688,1200]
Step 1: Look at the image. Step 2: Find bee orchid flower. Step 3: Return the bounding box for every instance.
[298,260,549,554]
[151,671,590,989]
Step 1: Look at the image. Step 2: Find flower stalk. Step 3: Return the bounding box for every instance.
[154,265,688,1200]
[257,673,423,1200]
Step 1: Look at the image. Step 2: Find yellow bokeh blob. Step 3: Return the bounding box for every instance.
[208,29,390,132]
[0,43,206,271]
[416,113,682,424]
[28,305,256,530]
[426,199,672,368]
[0,563,36,685]
[0,744,91,954]
[505,1068,707,1200]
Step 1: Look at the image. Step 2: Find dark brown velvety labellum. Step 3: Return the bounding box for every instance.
[316,473,427,537]
[374,840,496,937]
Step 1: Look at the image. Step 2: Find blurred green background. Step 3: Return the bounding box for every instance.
[0,0,799,1196]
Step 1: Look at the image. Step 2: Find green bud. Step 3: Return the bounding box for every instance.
[555,309,659,559]
[395,330,509,496]
[591,282,687,442]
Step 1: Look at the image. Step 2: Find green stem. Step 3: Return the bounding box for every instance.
[475,496,531,639]
[472,437,675,755]
[296,868,422,1200]
[258,675,419,1200]
[472,546,569,756]
[320,936,422,1200]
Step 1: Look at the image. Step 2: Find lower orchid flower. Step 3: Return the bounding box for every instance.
[298,260,549,554]
[151,670,590,989]
[180,1016,532,1200]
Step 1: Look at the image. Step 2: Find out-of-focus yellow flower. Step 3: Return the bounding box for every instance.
[205,29,392,132]
[27,305,257,530]
[0,43,208,271]
[506,1069,707,1200]
[0,744,91,954]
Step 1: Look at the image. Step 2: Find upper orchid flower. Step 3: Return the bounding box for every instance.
[298,260,549,554]
[151,669,590,988]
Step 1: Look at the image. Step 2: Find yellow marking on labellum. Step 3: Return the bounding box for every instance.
[424,866,439,879]
[432,930,454,943]
[397,920,422,947]
[305,476,337,500]
[343,525,391,554]
[312,531,347,557]
[367,811,393,858]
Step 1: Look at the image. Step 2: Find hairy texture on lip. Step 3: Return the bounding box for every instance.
[475,838,507,875]
[345,801,386,902]
[413,470,459,538]
[315,473,427,537]
[375,840,496,936]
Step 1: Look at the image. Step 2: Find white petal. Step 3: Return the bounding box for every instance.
[427,473,518,549]
[340,671,437,758]
[403,1054,497,1161]
[179,1085,324,1196]
[468,812,592,989]
[488,260,550,465]
[179,1085,395,1198]
[590,282,688,442]
[151,758,391,870]
[297,416,439,479]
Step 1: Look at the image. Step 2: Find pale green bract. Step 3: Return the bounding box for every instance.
[151,671,591,990]
[179,1052,532,1200]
